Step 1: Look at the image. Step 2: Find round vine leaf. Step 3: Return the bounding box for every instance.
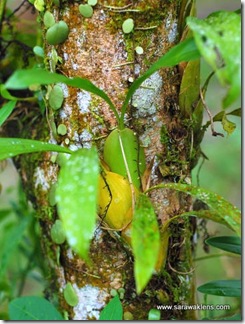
[46,21,69,45]
[122,18,134,34]
[64,283,79,307]
[135,46,144,55]
[48,85,64,110]
[50,219,66,244]
[43,11,55,28]
[57,124,67,135]
[79,4,93,18]
[33,46,44,58]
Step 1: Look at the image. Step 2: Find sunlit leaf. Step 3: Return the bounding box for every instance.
[197,280,241,297]
[9,296,63,320]
[5,68,119,122]
[149,183,241,236]
[131,194,160,294]
[0,101,17,126]
[56,147,99,262]
[205,236,241,255]
[187,11,241,108]
[0,138,72,161]
[99,295,123,320]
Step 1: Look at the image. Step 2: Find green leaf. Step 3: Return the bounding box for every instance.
[148,309,161,320]
[187,11,241,108]
[99,295,123,320]
[120,37,200,128]
[0,217,29,277]
[56,147,99,262]
[48,84,64,110]
[0,138,72,161]
[151,183,241,236]
[197,280,241,297]
[9,296,64,320]
[131,194,160,294]
[205,236,241,255]
[5,68,119,123]
[63,282,79,307]
[0,101,17,126]
[103,128,146,189]
[221,113,236,136]
[179,59,200,117]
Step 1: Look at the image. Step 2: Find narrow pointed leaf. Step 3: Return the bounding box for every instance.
[9,296,63,320]
[152,183,241,236]
[5,68,119,122]
[205,236,241,255]
[56,147,99,262]
[131,194,160,294]
[99,295,123,320]
[0,101,17,126]
[0,138,72,161]
[197,280,241,297]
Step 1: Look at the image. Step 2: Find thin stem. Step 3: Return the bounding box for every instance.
[199,89,224,137]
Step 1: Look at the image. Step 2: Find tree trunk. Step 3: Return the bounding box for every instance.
[9,0,199,320]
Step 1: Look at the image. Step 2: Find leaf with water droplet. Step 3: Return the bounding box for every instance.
[187,11,241,108]
[56,147,99,262]
[0,138,72,161]
[153,183,241,236]
[131,193,160,294]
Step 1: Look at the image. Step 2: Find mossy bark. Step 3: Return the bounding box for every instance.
[7,0,200,320]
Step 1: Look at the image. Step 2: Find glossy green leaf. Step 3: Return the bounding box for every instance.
[148,309,161,320]
[43,11,55,28]
[5,68,119,122]
[122,18,134,34]
[120,37,200,128]
[131,194,160,294]
[9,296,63,320]
[50,219,66,244]
[205,236,241,255]
[63,282,79,307]
[33,45,44,57]
[197,280,241,297]
[56,147,99,262]
[79,4,93,18]
[46,21,69,45]
[187,12,241,108]
[48,84,64,110]
[151,183,241,236]
[0,101,17,126]
[0,138,72,161]
[179,59,200,117]
[99,295,123,320]
[103,128,146,189]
